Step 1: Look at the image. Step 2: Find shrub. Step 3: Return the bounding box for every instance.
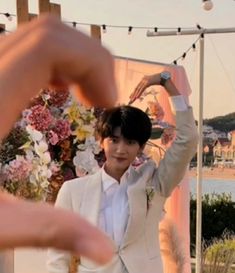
[202,233,235,273]
[190,193,235,256]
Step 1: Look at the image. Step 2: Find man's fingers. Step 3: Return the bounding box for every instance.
[72,68,117,108]
[129,79,147,103]
[69,51,117,108]
[72,217,114,264]
[41,204,115,265]
[43,206,115,265]
[0,195,114,265]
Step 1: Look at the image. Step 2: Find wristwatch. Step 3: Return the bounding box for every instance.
[160,71,171,86]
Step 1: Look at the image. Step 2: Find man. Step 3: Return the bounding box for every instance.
[47,72,198,273]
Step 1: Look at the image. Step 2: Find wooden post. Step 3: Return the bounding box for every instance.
[50,3,61,18]
[90,25,101,41]
[0,24,5,34]
[0,250,14,273]
[16,0,29,25]
[39,0,50,14]
[29,13,37,21]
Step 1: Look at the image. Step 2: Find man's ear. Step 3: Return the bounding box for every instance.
[99,139,104,149]
[138,144,146,156]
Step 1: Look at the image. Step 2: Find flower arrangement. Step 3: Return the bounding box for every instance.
[145,185,155,210]
[0,89,101,201]
[140,88,175,144]
[0,87,175,202]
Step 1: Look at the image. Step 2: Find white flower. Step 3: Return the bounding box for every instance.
[77,136,101,154]
[29,173,37,185]
[25,150,34,160]
[41,93,50,101]
[34,141,48,156]
[29,164,51,185]
[73,148,100,176]
[40,151,51,164]
[39,165,52,179]
[26,125,43,142]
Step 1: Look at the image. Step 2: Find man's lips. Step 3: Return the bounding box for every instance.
[113,156,127,161]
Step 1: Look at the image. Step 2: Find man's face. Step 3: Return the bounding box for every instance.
[100,127,143,173]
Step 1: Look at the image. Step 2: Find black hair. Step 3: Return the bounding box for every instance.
[96,105,152,146]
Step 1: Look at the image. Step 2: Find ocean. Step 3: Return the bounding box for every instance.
[190,178,235,201]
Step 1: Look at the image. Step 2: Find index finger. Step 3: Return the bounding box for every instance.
[72,55,117,108]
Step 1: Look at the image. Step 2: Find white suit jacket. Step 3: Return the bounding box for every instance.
[47,108,198,273]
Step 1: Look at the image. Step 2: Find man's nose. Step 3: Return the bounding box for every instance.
[116,141,126,153]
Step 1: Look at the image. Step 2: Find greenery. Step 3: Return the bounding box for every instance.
[190,193,235,257]
[203,112,235,132]
[202,233,235,273]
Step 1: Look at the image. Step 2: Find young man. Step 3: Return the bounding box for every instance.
[47,72,198,273]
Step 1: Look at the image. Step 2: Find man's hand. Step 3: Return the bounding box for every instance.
[0,192,114,265]
[129,74,161,104]
[129,72,180,104]
[0,15,117,139]
[0,14,117,264]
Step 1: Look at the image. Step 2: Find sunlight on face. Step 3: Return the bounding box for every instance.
[100,127,143,174]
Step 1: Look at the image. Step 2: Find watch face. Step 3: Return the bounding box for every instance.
[161,72,171,80]
[160,72,171,86]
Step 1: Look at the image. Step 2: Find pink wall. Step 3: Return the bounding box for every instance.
[115,57,192,273]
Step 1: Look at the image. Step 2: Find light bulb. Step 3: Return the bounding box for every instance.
[202,0,213,11]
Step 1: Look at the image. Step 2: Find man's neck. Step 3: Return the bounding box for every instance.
[103,164,128,183]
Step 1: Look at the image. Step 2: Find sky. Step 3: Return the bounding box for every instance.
[0,0,235,119]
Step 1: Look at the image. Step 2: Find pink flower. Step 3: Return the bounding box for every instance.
[147,101,164,121]
[49,161,61,175]
[48,130,59,145]
[161,127,175,145]
[26,105,53,132]
[47,89,70,107]
[63,168,76,181]
[52,119,71,142]
[3,157,32,182]
[132,153,149,167]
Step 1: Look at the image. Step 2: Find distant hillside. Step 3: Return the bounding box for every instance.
[204,112,235,132]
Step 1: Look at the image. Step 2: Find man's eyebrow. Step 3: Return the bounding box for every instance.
[110,134,119,138]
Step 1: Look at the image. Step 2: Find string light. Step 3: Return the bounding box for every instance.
[172,35,201,65]
[0,26,5,33]
[62,18,200,33]
[202,0,213,11]
[0,12,15,21]
[0,12,204,60]
[196,24,202,30]
[0,12,206,35]
[181,52,187,60]
[102,24,106,33]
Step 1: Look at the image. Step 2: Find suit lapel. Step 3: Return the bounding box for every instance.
[80,170,102,226]
[122,160,156,248]
[123,185,147,247]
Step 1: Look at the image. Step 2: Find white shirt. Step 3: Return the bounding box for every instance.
[98,95,188,246]
[99,166,132,246]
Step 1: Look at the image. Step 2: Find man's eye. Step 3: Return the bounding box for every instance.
[110,137,118,143]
